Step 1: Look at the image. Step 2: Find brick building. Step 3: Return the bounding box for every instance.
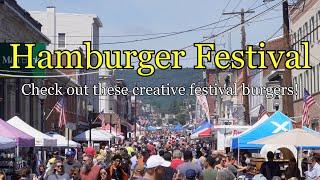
[290,0,320,130]
[0,0,50,130]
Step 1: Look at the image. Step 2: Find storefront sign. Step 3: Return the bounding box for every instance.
[0,43,46,76]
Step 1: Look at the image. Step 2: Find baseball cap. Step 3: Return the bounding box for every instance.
[65,150,76,157]
[84,146,96,156]
[146,155,171,169]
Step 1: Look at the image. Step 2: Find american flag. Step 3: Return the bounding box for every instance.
[96,111,106,128]
[139,116,148,126]
[302,89,316,126]
[54,98,66,128]
[257,104,267,121]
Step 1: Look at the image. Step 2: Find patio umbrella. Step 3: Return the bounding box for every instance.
[249,128,320,147]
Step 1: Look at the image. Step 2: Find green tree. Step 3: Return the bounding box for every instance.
[176,113,188,125]
[155,118,162,126]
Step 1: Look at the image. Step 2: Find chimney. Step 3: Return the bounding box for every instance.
[47,6,56,51]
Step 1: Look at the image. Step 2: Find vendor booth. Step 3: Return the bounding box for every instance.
[190,121,213,139]
[7,116,57,147]
[146,126,157,132]
[231,111,292,150]
[0,118,35,148]
[214,125,250,151]
[46,132,80,148]
[0,119,35,176]
[0,136,16,149]
[74,128,114,142]
[172,123,184,132]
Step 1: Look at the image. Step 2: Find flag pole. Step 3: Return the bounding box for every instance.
[45,98,64,120]
[45,107,55,120]
[92,116,99,124]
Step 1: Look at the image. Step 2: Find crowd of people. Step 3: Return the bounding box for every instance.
[0,133,319,180]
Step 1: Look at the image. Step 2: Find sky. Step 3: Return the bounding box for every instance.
[17,0,283,67]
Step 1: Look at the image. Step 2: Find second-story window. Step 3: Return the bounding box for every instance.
[58,33,66,48]
[310,16,315,43]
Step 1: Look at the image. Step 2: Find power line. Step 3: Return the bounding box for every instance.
[0,1,284,78]
[46,15,238,46]
[179,0,284,50]
[39,16,281,38]
[248,0,260,10]
[0,14,282,77]
[232,0,243,12]
[208,0,233,37]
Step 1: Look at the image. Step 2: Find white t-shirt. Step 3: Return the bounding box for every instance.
[305,162,320,180]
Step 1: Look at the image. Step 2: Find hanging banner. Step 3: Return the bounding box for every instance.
[196,94,210,121]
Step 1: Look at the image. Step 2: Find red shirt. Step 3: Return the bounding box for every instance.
[171,159,184,169]
[80,165,101,180]
[147,143,156,155]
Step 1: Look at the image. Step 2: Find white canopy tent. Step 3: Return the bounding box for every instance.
[74,128,114,142]
[249,128,320,146]
[46,132,80,148]
[7,116,57,147]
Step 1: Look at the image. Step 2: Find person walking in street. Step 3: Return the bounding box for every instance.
[64,150,81,175]
[36,164,46,180]
[176,150,203,180]
[171,150,184,170]
[305,157,320,180]
[284,157,301,179]
[106,154,129,180]
[216,168,236,180]
[47,160,70,180]
[260,151,281,180]
[203,156,217,180]
[214,157,227,171]
[80,154,101,180]
[69,166,81,180]
[162,152,177,180]
[98,167,108,180]
[143,155,171,180]
[130,164,145,180]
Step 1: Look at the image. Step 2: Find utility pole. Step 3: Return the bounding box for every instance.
[134,83,137,139]
[223,8,254,125]
[282,0,294,120]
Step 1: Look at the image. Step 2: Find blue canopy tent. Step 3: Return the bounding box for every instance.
[173,124,184,132]
[303,126,320,135]
[232,111,293,150]
[146,126,157,131]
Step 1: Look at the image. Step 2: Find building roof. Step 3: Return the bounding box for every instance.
[31,9,103,28]
[0,0,42,30]
[0,0,50,43]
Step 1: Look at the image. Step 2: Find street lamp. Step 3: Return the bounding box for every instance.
[38,87,47,163]
[39,93,47,133]
[87,102,93,146]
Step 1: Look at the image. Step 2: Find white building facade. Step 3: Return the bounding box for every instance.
[30,7,103,112]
